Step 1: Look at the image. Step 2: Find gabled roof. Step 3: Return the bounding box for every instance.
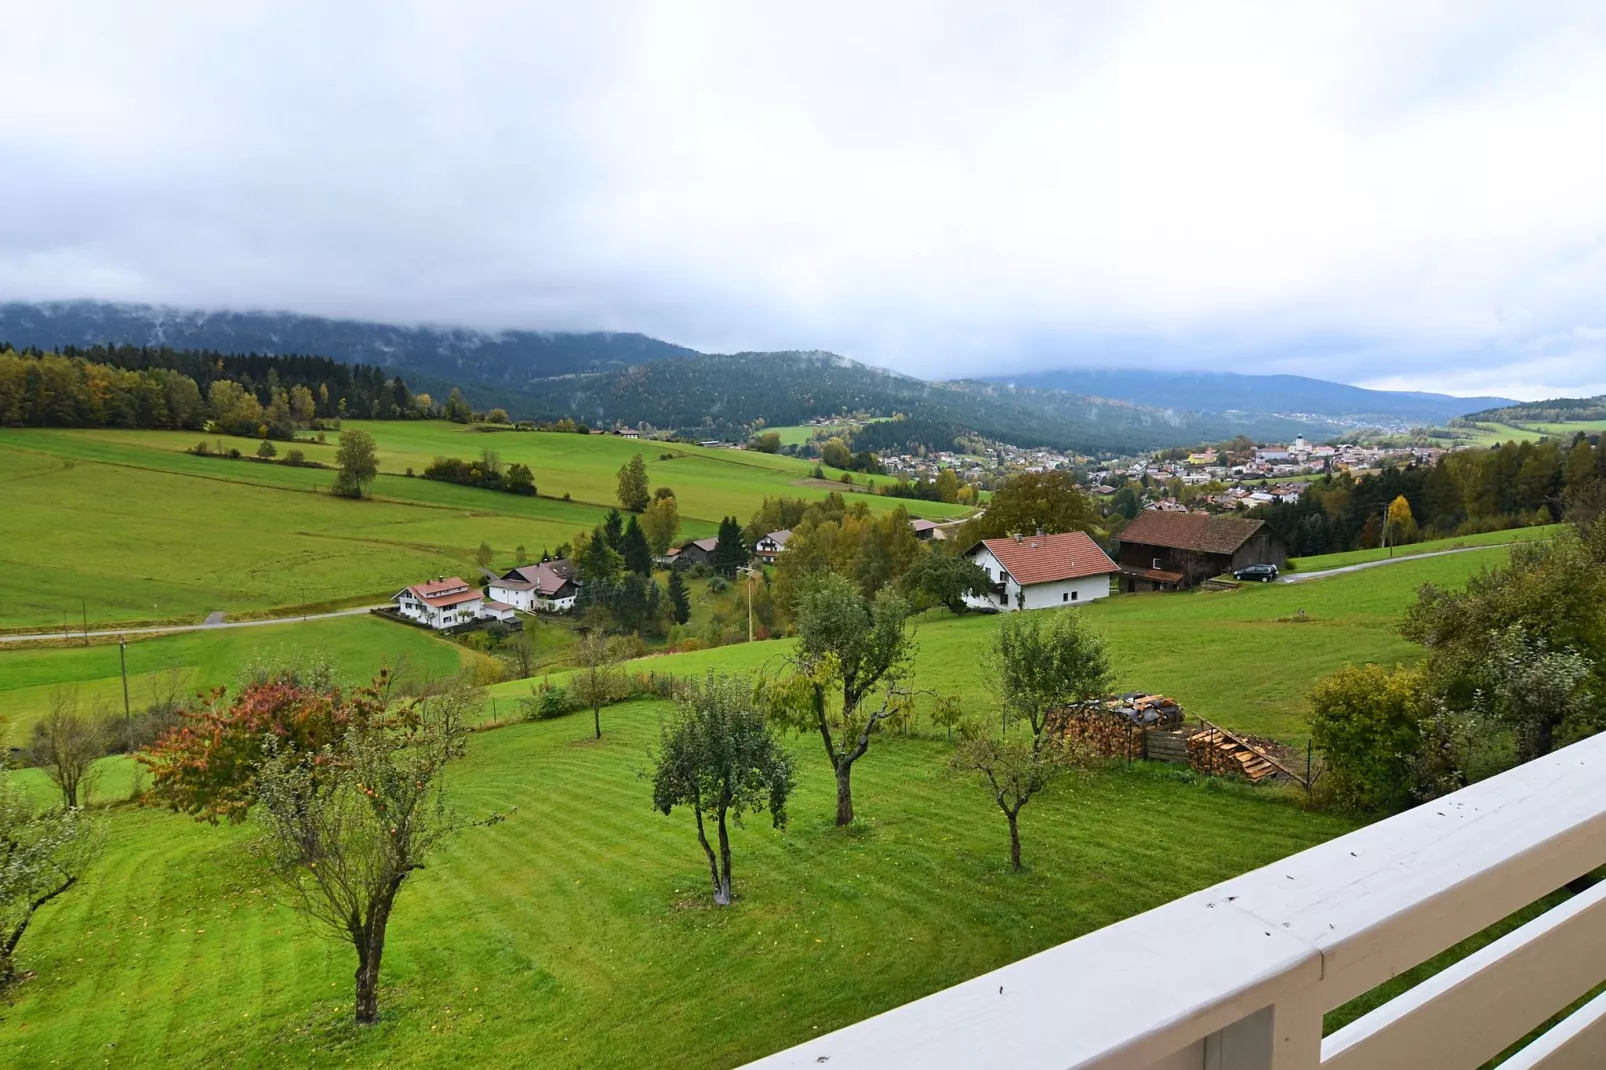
[909,519,939,533]
[501,560,577,597]
[761,529,792,548]
[1118,512,1270,556]
[412,576,472,597]
[967,531,1117,586]
[683,537,719,552]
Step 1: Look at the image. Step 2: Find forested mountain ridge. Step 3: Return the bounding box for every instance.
[1461,394,1606,425]
[984,368,1512,424]
[0,300,699,384]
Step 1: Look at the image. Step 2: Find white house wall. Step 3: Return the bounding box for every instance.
[963,545,1112,612]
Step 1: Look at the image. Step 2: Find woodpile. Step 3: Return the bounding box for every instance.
[1187,725,1278,783]
[1050,693,1185,760]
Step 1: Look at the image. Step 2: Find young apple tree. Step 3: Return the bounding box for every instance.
[651,674,794,905]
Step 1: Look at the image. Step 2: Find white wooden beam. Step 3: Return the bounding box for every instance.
[1500,988,1606,1070]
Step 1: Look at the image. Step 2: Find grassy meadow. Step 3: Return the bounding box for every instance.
[1,698,1356,1070]
[1285,523,1561,573]
[0,424,968,630]
[0,616,474,748]
[512,545,1512,745]
[0,523,1524,1067]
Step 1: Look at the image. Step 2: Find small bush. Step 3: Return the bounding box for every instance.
[284,449,307,466]
[522,682,576,720]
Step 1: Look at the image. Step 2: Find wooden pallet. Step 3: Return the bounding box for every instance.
[1188,726,1279,783]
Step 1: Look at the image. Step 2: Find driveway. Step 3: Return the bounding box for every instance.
[1278,544,1508,584]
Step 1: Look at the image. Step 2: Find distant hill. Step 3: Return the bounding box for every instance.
[983,368,1512,426]
[0,299,1500,455]
[0,300,699,384]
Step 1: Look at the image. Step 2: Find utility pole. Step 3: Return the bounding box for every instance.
[119,634,132,752]
[741,566,755,643]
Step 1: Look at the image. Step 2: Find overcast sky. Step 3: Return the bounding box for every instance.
[3,2,1604,400]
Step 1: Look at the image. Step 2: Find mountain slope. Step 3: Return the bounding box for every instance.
[0,300,700,383]
[1461,395,1606,424]
[984,368,1511,424]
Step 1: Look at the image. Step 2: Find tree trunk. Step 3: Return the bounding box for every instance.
[1007,811,1022,872]
[593,703,602,740]
[694,806,724,905]
[353,889,397,1026]
[834,762,855,826]
[715,808,733,906]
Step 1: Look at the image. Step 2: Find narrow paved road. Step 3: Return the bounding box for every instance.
[0,605,383,644]
[1278,544,1510,584]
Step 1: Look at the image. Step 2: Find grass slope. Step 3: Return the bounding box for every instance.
[510,547,1509,744]
[1,702,1353,1069]
[0,616,470,746]
[0,425,966,630]
[1286,523,1561,572]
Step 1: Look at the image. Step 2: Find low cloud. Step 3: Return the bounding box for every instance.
[2,2,1604,400]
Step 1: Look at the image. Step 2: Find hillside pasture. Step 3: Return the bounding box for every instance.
[508,546,1509,745]
[0,425,968,629]
[0,615,470,747]
[0,698,1354,1070]
[1286,523,1561,572]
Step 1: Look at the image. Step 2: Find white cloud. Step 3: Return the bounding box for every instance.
[1,1,1604,398]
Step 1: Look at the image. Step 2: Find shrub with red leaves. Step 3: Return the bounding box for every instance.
[139,672,390,824]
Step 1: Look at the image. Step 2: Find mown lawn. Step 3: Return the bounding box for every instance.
[0,616,471,747]
[1286,523,1561,572]
[507,545,1509,745]
[1,699,1354,1070]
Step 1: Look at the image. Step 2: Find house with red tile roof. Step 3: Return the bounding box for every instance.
[962,530,1118,612]
[393,576,516,630]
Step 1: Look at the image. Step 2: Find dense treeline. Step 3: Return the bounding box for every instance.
[0,345,438,432]
[1460,394,1606,425]
[1250,435,1605,555]
[421,451,536,496]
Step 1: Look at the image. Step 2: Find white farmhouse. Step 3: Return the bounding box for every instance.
[394,576,516,630]
[488,560,579,613]
[963,530,1118,612]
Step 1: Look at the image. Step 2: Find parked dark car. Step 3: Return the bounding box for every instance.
[1233,563,1279,582]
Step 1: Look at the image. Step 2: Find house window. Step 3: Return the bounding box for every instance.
[1062,592,1069,602]
[1071,591,1079,601]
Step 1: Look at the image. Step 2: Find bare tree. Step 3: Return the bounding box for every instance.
[0,761,104,989]
[571,630,626,739]
[507,631,536,679]
[252,711,491,1025]
[28,693,107,809]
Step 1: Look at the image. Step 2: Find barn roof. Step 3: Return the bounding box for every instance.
[967,531,1117,586]
[1118,512,1269,555]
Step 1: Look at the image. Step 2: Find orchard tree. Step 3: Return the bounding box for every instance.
[651,674,795,905]
[28,693,107,809]
[475,541,494,569]
[617,453,650,512]
[764,573,914,825]
[0,766,104,989]
[572,630,626,739]
[252,707,490,1025]
[958,471,1098,543]
[333,429,379,498]
[954,611,1110,870]
[1479,625,1595,762]
[901,551,990,614]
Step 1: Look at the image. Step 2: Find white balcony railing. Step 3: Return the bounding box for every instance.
[742,730,1606,1069]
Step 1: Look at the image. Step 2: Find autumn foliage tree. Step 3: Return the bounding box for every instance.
[140,673,389,824]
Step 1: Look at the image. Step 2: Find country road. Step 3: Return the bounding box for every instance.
[0,605,383,645]
[1278,543,1509,584]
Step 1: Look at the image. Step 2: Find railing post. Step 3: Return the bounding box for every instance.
[1203,996,1322,1070]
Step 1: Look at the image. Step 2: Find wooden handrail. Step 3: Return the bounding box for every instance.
[1197,716,1306,784]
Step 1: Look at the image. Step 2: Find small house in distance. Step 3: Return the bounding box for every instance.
[393,577,517,631]
[963,530,1118,612]
[488,560,579,613]
[910,518,942,541]
[674,536,720,568]
[1114,512,1287,592]
[754,529,791,564]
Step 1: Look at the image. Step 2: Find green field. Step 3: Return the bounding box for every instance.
[1,698,1356,1070]
[0,616,473,748]
[0,533,1523,1067]
[1286,523,1561,573]
[511,546,1510,745]
[1525,419,1606,436]
[0,424,969,630]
